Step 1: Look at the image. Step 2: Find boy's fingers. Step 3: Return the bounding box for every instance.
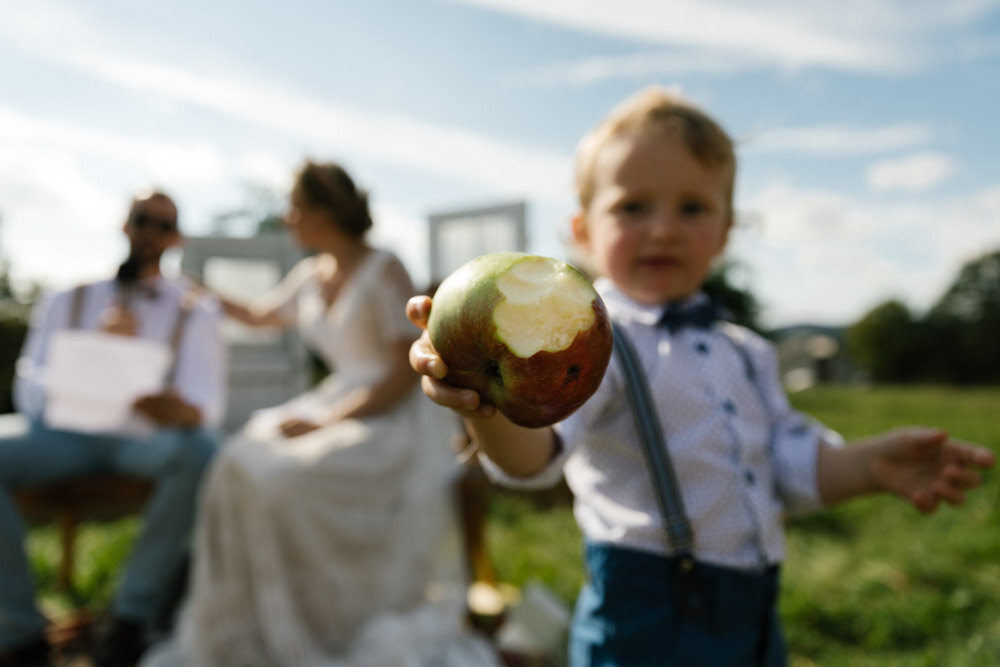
[931,479,967,506]
[420,375,492,416]
[409,333,447,379]
[962,445,997,468]
[945,465,983,489]
[406,295,432,329]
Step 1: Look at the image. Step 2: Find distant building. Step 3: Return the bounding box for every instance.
[770,324,862,391]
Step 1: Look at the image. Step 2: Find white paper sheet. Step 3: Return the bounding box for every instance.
[42,330,172,434]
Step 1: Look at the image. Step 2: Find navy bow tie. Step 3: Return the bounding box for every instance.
[657,299,724,333]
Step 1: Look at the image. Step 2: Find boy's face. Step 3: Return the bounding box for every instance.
[573,127,731,306]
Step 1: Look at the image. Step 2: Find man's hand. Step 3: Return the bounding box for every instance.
[132,390,201,428]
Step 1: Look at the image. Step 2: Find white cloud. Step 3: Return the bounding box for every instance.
[452,0,997,77]
[70,53,571,204]
[744,182,870,244]
[732,179,1000,326]
[866,152,957,192]
[517,50,756,87]
[976,184,1000,212]
[746,124,932,154]
[0,107,227,189]
[453,0,905,71]
[1,2,574,206]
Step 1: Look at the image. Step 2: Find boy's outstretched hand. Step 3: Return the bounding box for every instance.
[406,295,497,421]
[872,428,995,513]
[821,427,996,513]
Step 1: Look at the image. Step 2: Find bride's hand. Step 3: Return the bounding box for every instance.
[279,417,322,438]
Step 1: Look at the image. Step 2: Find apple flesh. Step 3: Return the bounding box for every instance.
[428,252,613,428]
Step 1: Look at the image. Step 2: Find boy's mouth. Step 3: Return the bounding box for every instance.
[638,256,681,269]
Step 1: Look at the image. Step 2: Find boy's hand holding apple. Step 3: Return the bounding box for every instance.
[408,252,613,428]
[408,295,498,421]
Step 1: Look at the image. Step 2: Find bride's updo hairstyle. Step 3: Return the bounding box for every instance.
[292,160,374,239]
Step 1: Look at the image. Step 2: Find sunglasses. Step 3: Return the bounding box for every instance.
[131,212,178,234]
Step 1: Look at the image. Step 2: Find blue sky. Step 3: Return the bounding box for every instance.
[1,0,998,328]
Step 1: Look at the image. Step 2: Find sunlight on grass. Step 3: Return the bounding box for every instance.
[28,385,1000,665]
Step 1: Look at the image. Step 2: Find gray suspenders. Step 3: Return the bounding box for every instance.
[611,321,707,616]
[68,283,196,389]
[611,321,694,554]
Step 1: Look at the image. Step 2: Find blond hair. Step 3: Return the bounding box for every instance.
[574,86,736,218]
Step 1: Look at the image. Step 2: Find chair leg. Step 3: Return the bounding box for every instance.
[57,513,77,594]
[457,462,496,586]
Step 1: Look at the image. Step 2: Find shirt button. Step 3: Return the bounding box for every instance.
[744,470,756,485]
[723,400,737,415]
[695,341,710,355]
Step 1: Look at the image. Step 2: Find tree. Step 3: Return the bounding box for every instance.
[0,211,31,413]
[703,259,764,334]
[924,249,1000,383]
[845,249,1000,384]
[846,300,924,383]
[210,182,286,237]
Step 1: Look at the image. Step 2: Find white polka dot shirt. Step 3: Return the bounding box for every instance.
[480,278,843,570]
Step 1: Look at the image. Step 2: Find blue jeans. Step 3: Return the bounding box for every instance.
[0,419,217,648]
[570,542,786,667]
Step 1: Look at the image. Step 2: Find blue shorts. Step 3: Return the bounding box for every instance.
[569,542,786,667]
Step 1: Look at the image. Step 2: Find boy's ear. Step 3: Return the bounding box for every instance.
[570,212,589,250]
[719,220,732,252]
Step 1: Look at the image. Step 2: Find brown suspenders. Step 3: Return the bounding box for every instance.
[68,283,197,388]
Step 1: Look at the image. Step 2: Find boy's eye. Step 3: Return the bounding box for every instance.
[679,199,708,217]
[617,200,649,216]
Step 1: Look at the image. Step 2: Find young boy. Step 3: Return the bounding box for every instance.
[407,86,995,666]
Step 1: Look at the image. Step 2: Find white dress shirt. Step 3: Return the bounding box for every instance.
[481,277,843,570]
[14,275,227,431]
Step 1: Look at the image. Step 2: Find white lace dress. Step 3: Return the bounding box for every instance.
[143,250,500,667]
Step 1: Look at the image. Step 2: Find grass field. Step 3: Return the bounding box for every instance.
[31,385,1000,665]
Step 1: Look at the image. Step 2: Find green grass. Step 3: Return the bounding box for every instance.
[484,385,1000,666]
[33,385,1000,664]
[30,518,139,619]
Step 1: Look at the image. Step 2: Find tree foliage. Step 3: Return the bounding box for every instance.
[209,182,286,237]
[847,249,1000,384]
[703,259,764,334]
[845,300,921,383]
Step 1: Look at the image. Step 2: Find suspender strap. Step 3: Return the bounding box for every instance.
[611,321,694,555]
[163,290,197,389]
[69,284,87,329]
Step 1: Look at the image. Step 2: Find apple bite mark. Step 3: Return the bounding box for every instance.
[493,256,596,357]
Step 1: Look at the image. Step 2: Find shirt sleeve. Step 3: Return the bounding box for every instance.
[478,351,622,490]
[171,294,228,428]
[748,336,844,516]
[369,252,420,344]
[12,289,66,420]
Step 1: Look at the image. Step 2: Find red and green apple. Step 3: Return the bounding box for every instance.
[427,252,613,428]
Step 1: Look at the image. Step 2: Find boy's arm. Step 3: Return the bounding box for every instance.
[408,295,558,478]
[817,427,995,512]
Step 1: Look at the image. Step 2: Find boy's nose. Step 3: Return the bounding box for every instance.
[648,210,680,236]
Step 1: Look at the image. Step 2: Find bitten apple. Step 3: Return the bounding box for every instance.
[427,252,613,428]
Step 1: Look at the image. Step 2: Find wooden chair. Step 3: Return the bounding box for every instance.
[0,413,154,594]
[13,474,154,594]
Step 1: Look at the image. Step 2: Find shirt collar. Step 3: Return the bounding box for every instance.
[594,277,709,328]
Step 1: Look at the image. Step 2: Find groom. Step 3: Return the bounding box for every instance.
[0,189,227,667]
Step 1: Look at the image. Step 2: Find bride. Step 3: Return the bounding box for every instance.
[142,160,500,667]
